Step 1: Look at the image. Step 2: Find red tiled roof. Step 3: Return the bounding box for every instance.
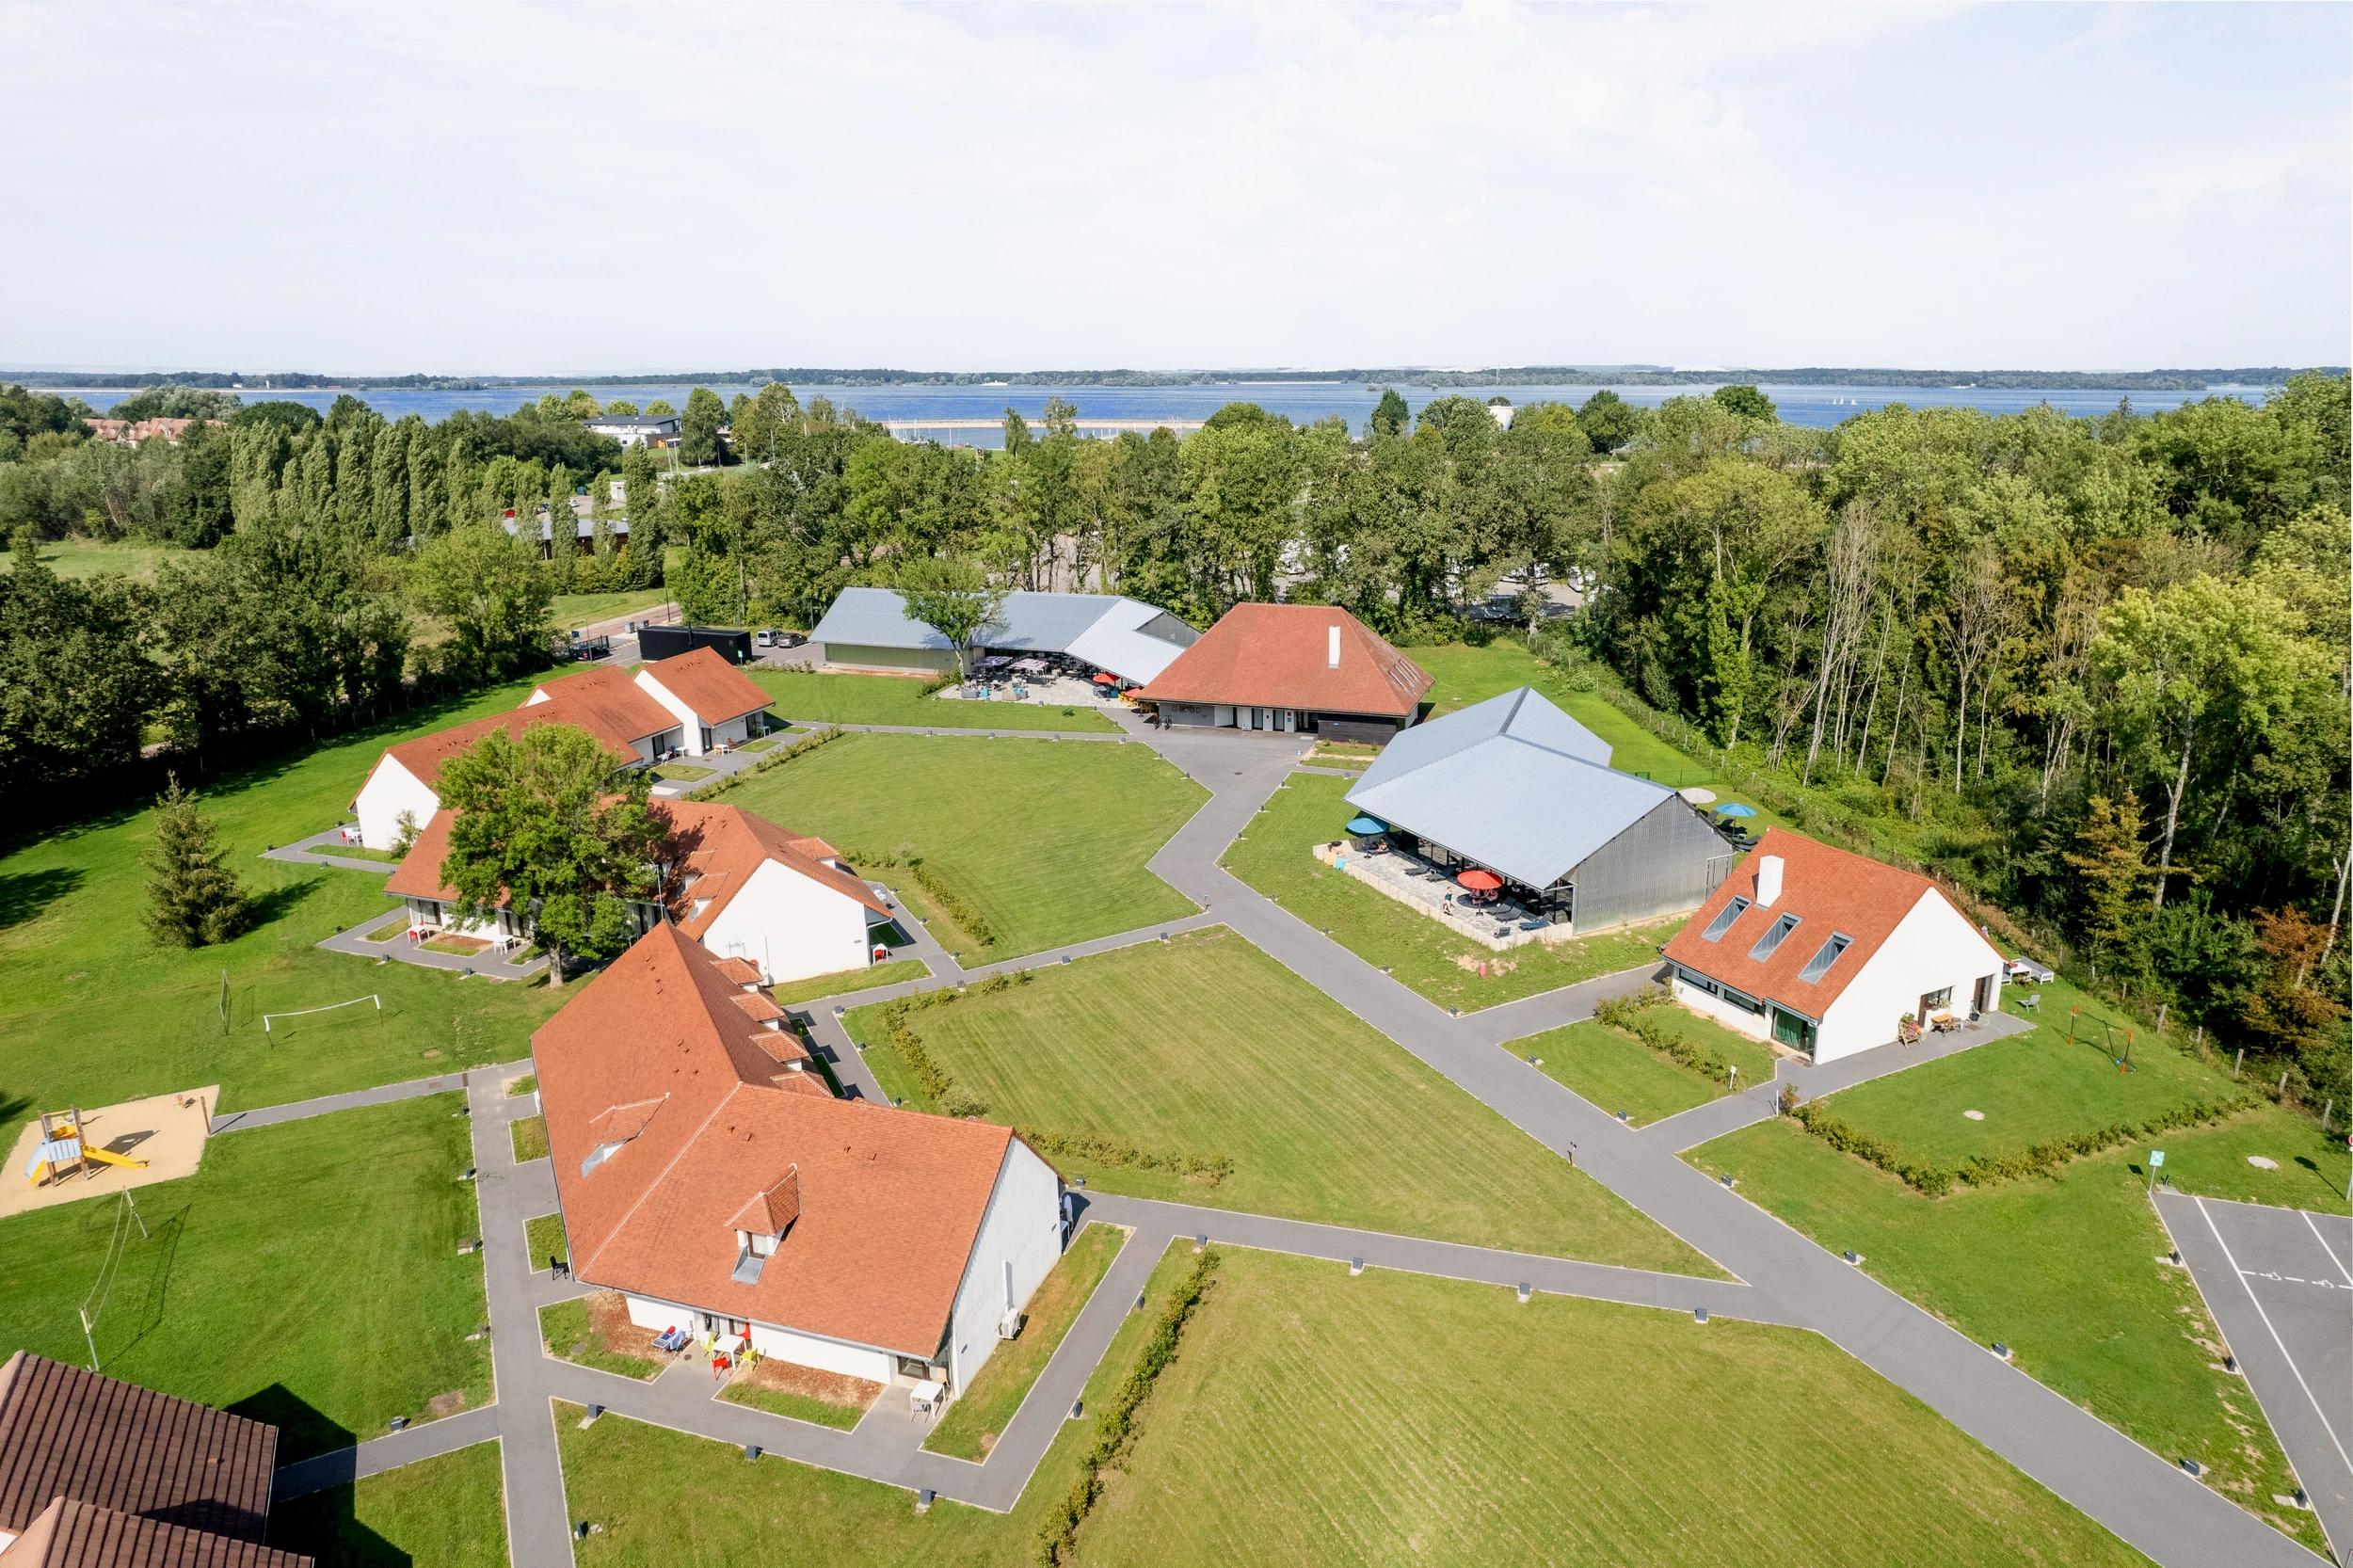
[660,800,892,934]
[0,1496,312,1568]
[384,809,466,903]
[0,1352,279,1544]
[376,666,673,792]
[1134,602,1432,717]
[638,648,772,724]
[713,957,765,986]
[1661,828,1961,1016]
[728,1167,801,1236]
[731,990,786,1025]
[533,924,1020,1357]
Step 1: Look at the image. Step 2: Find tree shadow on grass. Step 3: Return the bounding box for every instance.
[245,1385,413,1568]
[244,873,325,933]
[0,866,85,933]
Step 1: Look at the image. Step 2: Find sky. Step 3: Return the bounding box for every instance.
[3,1,2346,376]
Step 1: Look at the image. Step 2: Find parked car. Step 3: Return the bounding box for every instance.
[756,629,779,648]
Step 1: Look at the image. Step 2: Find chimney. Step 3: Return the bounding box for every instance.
[1755,855,1785,908]
[1327,625,1341,669]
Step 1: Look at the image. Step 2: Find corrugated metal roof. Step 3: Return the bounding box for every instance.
[808,588,1193,683]
[1345,686,1670,888]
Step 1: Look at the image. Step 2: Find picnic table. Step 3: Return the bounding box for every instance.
[1929,1011,1960,1033]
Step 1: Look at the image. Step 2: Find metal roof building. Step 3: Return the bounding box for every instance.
[1346,686,1735,930]
[808,587,1198,685]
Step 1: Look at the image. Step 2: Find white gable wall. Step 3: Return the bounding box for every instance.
[699,858,875,984]
[942,1141,1064,1397]
[621,1291,897,1385]
[1816,890,2007,1063]
[634,671,708,753]
[354,755,440,850]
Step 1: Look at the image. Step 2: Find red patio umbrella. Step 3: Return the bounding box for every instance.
[1092,672,1119,686]
[1455,868,1502,892]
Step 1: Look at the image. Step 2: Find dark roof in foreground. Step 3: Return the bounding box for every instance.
[0,1496,310,1568]
[0,1352,278,1545]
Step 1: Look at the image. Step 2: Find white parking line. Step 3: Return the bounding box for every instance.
[2303,1210,2353,1287]
[2198,1196,2353,1481]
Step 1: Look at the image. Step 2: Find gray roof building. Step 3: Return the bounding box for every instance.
[1346,686,1733,928]
[808,587,1198,685]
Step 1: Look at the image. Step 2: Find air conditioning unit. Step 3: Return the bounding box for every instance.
[997,1311,1023,1341]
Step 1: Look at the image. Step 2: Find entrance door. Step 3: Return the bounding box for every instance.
[1771,1008,1816,1053]
[1972,973,1993,1014]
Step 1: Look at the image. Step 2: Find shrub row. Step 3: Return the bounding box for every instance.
[1593,985,1738,1087]
[841,844,997,949]
[691,724,845,800]
[1792,1091,2253,1196]
[868,973,1034,1110]
[1019,1128,1234,1186]
[1036,1247,1223,1567]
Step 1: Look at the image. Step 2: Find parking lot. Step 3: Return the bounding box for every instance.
[2157,1189,2353,1559]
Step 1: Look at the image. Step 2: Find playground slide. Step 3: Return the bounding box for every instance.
[79,1144,148,1171]
[24,1131,148,1184]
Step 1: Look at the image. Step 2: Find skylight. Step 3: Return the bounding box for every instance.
[1797,932,1851,983]
[1700,895,1751,942]
[1749,912,1801,960]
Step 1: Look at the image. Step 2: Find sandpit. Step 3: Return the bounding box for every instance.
[1,1087,216,1221]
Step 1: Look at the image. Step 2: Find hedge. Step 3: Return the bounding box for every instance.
[838,845,997,950]
[690,724,845,800]
[1036,1247,1222,1567]
[1791,1091,2253,1196]
[1593,985,1739,1087]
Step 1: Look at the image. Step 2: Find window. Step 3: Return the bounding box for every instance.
[581,1140,626,1176]
[1797,933,1852,984]
[1721,987,1765,1016]
[1749,912,1801,960]
[1700,896,1751,942]
[1922,985,1953,1012]
[1673,965,1720,998]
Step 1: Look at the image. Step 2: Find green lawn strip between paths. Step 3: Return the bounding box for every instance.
[717,730,1203,964]
[0,1094,490,1462]
[925,1219,1127,1461]
[849,929,1715,1274]
[1687,1117,2325,1555]
[552,589,670,630]
[1223,773,1683,1012]
[768,956,931,1007]
[651,761,713,782]
[2150,1101,2352,1211]
[541,1295,665,1382]
[1515,1019,1719,1127]
[717,1378,869,1430]
[525,1210,568,1270]
[748,668,1119,732]
[266,1437,508,1568]
[0,673,563,1126]
[510,1113,550,1162]
[506,1073,536,1096]
[554,1240,1203,1567]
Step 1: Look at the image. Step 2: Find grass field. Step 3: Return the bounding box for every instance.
[556,1240,1204,1568]
[651,761,713,782]
[768,956,930,1007]
[718,731,1203,962]
[2152,1101,2352,1210]
[0,674,564,1128]
[1077,1249,2147,1567]
[747,669,1119,732]
[1,536,185,580]
[717,1378,870,1430]
[1689,1117,2324,1554]
[557,1243,2147,1568]
[1519,1019,1721,1126]
[541,1294,664,1382]
[552,590,670,630]
[1223,774,1682,1011]
[525,1210,568,1270]
[507,1073,536,1096]
[267,1438,507,1568]
[0,1095,489,1462]
[925,1220,1126,1461]
[510,1113,550,1162]
[850,929,1710,1273]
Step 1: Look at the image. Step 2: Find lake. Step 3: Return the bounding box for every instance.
[41,378,2268,443]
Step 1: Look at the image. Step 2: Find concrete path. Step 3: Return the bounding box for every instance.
[315,915,550,982]
[2155,1190,2353,1561]
[210,1062,526,1135]
[272,1405,502,1501]
[263,827,400,874]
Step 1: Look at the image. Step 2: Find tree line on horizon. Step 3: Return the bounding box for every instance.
[0,370,2345,1100]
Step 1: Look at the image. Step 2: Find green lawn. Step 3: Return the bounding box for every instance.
[1223,774,1681,1011]
[507,1073,536,1096]
[558,1243,2148,1568]
[768,956,930,1007]
[718,731,1204,963]
[541,1295,664,1382]
[267,1438,507,1568]
[552,589,670,631]
[510,1113,550,1162]
[1518,1020,1719,1127]
[2152,1101,2352,1210]
[1689,1118,2324,1555]
[747,669,1118,732]
[1804,982,2248,1180]
[1,536,185,580]
[526,1210,568,1270]
[850,929,1710,1273]
[556,1240,1205,1568]
[0,1095,489,1462]
[717,1378,870,1430]
[925,1219,1126,1460]
[651,761,713,782]
[0,674,564,1128]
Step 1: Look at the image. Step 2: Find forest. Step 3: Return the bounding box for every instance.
[1,373,2345,1099]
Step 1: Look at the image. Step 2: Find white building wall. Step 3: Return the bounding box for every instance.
[943,1142,1064,1397]
[1816,891,2007,1064]
[354,756,440,851]
[698,860,874,984]
[632,671,749,755]
[1668,972,1773,1042]
[620,1292,897,1384]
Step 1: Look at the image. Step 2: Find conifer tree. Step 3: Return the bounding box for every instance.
[143,775,251,948]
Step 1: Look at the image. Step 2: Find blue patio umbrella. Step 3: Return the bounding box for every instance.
[1345,815,1387,835]
[1716,803,1757,819]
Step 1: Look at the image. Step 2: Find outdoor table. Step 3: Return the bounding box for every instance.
[1929,1011,1960,1033]
[910,1382,944,1416]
